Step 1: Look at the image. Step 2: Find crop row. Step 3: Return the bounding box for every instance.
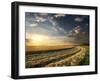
[46,47,87,67]
[26,47,81,68]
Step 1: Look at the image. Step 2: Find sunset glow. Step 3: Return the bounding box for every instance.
[31,34,49,45]
[26,33,50,46]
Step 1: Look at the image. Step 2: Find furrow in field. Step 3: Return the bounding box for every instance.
[26,47,78,61]
[46,46,86,67]
[26,47,81,68]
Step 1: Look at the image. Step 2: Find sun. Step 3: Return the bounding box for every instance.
[31,34,49,45]
[32,34,45,42]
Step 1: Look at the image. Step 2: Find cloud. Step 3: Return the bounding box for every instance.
[48,16,58,27]
[49,19,57,26]
[48,17,67,34]
[39,13,48,17]
[52,26,59,32]
[49,16,54,20]
[74,26,81,34]
[68,26,84,37]
[47,15,67,34]
[35,16,47,23]
[57,26,67,34]
[67,25,89,44]
[29,23,38,27]
[26,12,67,36]
[54,14,66,18]
[28,13,48,24]
[74,17,83,22]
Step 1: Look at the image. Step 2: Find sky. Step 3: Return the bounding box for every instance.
[25,12,89,46]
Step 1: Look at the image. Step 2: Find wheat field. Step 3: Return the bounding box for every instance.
[25,45,89,68]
